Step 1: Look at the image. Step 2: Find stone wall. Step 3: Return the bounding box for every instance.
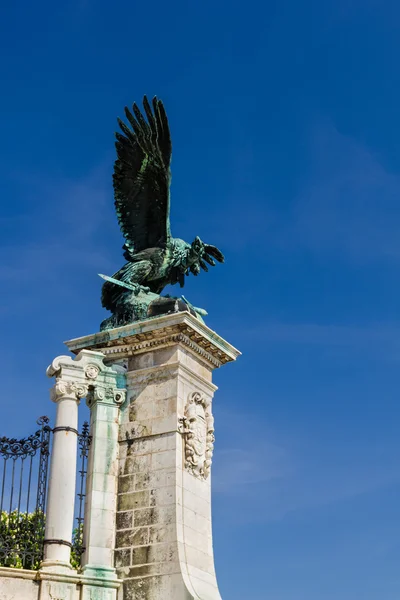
[0,568,40,600]
[0,567,116,600]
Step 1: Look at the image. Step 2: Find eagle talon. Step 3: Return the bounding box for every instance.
[134,284,150,296]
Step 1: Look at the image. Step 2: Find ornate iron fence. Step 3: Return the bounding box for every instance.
[0,418,91,571]
[0,416,51,569]
[71,421,91,568]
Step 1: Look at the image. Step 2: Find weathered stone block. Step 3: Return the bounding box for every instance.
[151,449,176,471]
[123,453,151,475]
[118,474,135,494]
[116,510,133,531]
[133,507,160,527]
[149,485,175,507]
[115,527,150,548]
[117,490,150,511]
[135,471,166,491]
[122,575,162,600]
[114,548,131,568]
[148,523,177,544]
[131,545,152,566]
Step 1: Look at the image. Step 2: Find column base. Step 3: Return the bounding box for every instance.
[81,564,119,580]
[38,566,121,600]
[39,560,76,574]
[80,567,121,600]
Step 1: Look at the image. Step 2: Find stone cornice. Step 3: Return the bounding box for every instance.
[65,313,240,370]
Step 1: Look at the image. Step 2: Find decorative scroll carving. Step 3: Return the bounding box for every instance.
[94,387,106,401]
[51,380,88,402]
[181,391,214,479]
[87,385,126,406]
[113,389,126,405]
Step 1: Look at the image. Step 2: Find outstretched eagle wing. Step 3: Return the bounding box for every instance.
[114,96,172,256]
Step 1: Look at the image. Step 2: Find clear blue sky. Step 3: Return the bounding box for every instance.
[1,1,400,598]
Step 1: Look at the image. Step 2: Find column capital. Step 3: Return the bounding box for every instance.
[47,350,125,405]
[50,380,89,402]
[47,350,115,381]
[86,385,126,407]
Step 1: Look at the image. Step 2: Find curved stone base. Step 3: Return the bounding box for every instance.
[116,428,222,600]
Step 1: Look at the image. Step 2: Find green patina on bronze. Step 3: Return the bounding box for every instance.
[100,96,224,331]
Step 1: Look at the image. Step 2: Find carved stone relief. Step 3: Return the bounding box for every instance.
[85,364,100,380]
[45,581,75,600]
[83,587,114,600]
[181,391,214,479]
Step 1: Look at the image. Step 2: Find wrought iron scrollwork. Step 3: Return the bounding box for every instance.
[0,417,92,571]
[0,416,51,570]
[71,421,91,567]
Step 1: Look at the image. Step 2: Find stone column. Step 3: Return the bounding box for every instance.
[42,356,88,571]
[80,360,126,600]
[65,312,240,600]
[41,350,123,600]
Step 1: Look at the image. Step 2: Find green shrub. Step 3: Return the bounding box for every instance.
[0,510,45,569]
[0,511,83,571]
[70,522,84,570]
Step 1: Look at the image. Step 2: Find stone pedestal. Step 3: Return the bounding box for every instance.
[66,312,240,600]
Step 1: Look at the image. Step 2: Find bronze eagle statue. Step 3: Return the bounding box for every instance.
[100,96,224,330]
